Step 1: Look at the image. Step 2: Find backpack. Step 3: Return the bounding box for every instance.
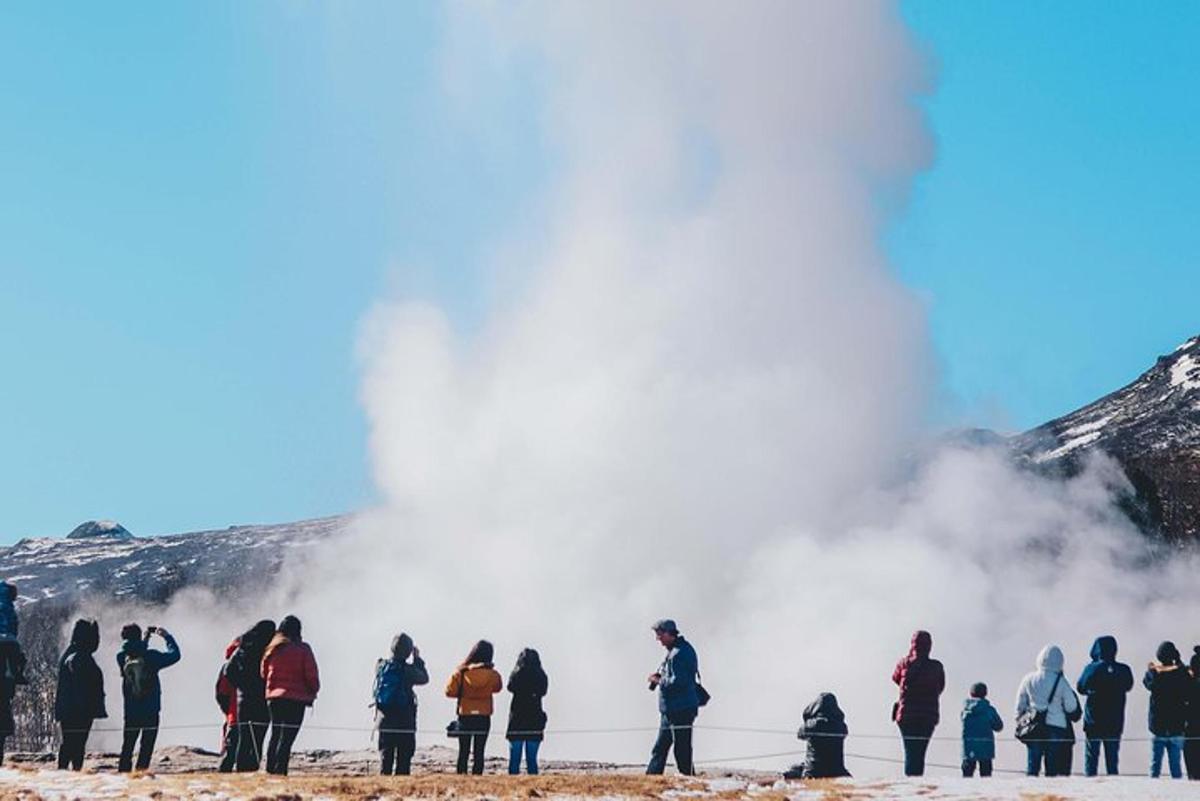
[373,658,411,711]
[123,652,153,701]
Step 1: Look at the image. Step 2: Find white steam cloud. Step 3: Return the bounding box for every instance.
[78,1,1199,777]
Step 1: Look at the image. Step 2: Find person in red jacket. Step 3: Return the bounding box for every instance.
[891,630,945,777]
[215,637,240,772]
[260,615,320,775]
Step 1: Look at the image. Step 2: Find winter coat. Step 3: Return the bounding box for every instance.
[1075,635,1133,737]
[657,636,700,714]
[506,663,549,741]
[215,639,239,725]
[446,664,503,717]
[0,582,17,641]
[225,630,270,721]
[1143,642,1190,737]
[960,698,1003,761]
[261,633,320,705]
[54,621,107,722]
[796,693,850,778]
[116,631,181,720]
[1186,669,1200,736]
[1015,645,1080,731]
[891,631,945,728]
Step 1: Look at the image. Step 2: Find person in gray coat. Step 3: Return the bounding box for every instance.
[1016,644,1081,777]
[646,619,700,776]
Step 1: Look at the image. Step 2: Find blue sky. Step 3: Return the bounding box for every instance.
[1,2,1196,541]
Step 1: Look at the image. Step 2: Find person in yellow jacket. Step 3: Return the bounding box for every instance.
[446,640,503,774]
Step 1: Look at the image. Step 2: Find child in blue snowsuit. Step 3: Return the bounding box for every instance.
[961,682,1003,777]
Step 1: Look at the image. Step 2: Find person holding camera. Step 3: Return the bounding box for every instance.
[373,633,428,775]
[646,619,700,776]
[116,623,181,772]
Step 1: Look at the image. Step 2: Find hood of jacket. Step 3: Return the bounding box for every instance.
[805,692,845,723]
[1090,636,1118,663]
[1037,644,1064,673]
[908,630,932,660]
[225,638,240,660]
[69,619,100,655]
[1156,641,1181,665]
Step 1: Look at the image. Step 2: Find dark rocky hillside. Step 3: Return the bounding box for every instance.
[1012,335,1200,543]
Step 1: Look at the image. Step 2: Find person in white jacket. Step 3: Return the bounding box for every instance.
[1016,645,1081,776]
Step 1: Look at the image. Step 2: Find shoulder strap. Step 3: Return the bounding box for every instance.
[1046,671,1063,708]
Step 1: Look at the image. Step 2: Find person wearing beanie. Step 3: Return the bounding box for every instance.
[1076,635,1134,775]
[115,622,181,771]
[1144,641,1189,779]
[373,633,429,775]
[960,682,1003,777]
[1185,646,1200,780]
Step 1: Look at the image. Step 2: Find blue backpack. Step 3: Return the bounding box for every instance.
[373,658,411,710]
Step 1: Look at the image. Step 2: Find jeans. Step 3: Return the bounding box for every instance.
[57,719,92,771]
[1151,735,1184,779]
[897,722,934,777]
[455,715,490,775]
[1084,736,1120,776]
[961,758,992,777]
[118,715,160,772]
[646,708,697,775]
[509,739,541,775]
[1026,725,1073,776]
[265,699,306,775]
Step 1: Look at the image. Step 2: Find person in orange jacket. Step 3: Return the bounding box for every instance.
[445,640,502,774]
[260,615,319,775]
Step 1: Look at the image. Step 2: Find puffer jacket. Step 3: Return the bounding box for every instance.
[1016,645,1080,731]
[445,664,503,716]
[892,631,945,728]
[961,698,1004,760]
[796,692,850,778]
[1143,642,1190,737]
[261,634,320,705]
[1075,635,1133,737]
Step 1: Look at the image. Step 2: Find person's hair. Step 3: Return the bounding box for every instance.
[463,639,494,667]
[120,623,142,642]
[511,647,542,679]
[392,633,414,661]
[970,682,988,699]
[279,615,302,640]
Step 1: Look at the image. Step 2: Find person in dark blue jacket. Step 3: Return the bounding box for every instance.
[54,619,106,770]
[116,624,181,772]
[1144,641,1189,779]
[960,682,1003,777]
[646,619,700,776]
[1076,635,1134,776]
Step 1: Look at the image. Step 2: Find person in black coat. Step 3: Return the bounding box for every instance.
[1076,635,1134,776]
[54,619,107,770]
[1144,641,1190,779]
[1186,646,1200,781]
[374,633,429,775]
[783,693,851,780]
[506,648,548,775]
[224,620,275,771]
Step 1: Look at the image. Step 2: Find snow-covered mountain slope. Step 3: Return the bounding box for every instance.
[1012,335,1200,542]
[0,515,348,608]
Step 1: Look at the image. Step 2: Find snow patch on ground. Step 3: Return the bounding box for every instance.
[1170,354,1200,391]
[1034,429,1104,463]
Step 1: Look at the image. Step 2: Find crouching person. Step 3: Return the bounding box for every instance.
[783,693,850,780]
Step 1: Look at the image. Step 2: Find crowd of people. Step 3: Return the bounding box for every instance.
[0,586,1197,782]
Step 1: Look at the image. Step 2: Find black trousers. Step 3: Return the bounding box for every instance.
[455,715,490,775]
[380,709,417,775]
[1185,737,1200,780]
[266,699,306,775]
[898,722,935,777]
[962,757,993,777]
[234,718,269,771]
[218,723,238,772]
[646,708,697,776]
[119,715,160,772]
[58,719,93,771]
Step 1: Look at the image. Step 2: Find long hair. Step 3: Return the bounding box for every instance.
[462,639,494,667]
[509,647,547,691]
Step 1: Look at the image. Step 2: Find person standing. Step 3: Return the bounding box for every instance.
[215,635,241,772]
[960,682,1003,778]
[1076,635,1133,776]
[445,640,503,775]
[116,624,181,772]
[1144,641,1189,779]
[373,633,429,776]
[891,630,945,777]
[261,615,320,776]
[646,619,701,776]
[1016,644,1080,777]
[1185,646,1200,780]
[224,620,276,771]
[54,619,106,771]
[506,648,549,775]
